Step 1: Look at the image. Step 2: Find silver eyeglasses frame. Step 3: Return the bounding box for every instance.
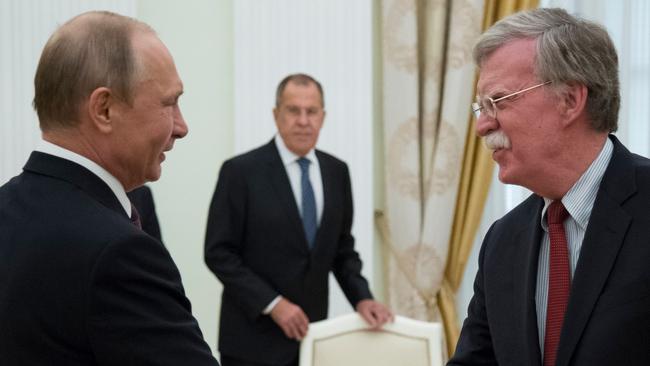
[472,81,551,119]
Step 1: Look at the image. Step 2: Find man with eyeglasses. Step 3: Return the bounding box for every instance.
[449,8,650,366]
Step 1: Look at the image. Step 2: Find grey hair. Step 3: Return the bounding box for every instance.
[473,8,619,132]
[275,73,325,108]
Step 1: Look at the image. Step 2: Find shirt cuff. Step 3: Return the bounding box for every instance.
[262,295,282,315]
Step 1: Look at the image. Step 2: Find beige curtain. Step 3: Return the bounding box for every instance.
[436,0,540,356]
[376,0,483,356]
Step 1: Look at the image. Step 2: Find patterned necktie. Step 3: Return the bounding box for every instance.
[130,204,142,229]
[544,200,571,366]
[297,157,317,248]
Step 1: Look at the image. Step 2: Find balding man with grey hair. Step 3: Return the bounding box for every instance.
[449,8,650,366]
[0,11,219,365]
[205,73,392,366]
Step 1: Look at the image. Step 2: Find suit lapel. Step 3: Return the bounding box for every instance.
[512,196,544,366]
[556,136,635,366]
[264,141,310,253]
[311,151,332,254]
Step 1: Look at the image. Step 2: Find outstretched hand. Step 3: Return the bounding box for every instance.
[270,297,310,341]
[356,299,394,330]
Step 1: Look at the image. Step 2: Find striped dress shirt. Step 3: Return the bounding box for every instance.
[535,137,613,354]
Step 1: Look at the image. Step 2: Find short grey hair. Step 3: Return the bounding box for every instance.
[275,73,324,108]
[473,8,619,132]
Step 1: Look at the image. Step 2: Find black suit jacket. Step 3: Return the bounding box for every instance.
[449,136,650,366]
[0,152,218,366]
[128,185,162,241]
[204,140,372,365]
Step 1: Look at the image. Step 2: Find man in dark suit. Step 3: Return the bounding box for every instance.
[449,8,650,366]
[0,11,219,365]
[205,74,392,366]
[128,185,163,241]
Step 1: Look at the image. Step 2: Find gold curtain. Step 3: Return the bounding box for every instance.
[436,0,539,357]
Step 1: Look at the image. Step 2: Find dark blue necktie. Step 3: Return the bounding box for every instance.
[297,157,317,248]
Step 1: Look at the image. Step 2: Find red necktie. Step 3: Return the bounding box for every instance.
[130,204,142,229]
[544,200,571,366]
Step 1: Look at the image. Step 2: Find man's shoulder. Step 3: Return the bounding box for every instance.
[224,141,276,168]
[315,149,348,170]
[629,151,650,171]
[1,172,152,261]
[496,193,542,227]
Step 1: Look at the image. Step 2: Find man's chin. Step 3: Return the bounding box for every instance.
[146,167,162,183]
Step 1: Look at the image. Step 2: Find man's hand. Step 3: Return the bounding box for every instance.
[270,297,310,341]
[356,299,394,329]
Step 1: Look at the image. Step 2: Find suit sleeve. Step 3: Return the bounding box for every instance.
[204,160,279,320]
[87,232,219,366]
[447,223,498,366]
[331,163,373,306]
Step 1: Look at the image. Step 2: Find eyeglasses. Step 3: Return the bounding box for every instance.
[472,81,551,119]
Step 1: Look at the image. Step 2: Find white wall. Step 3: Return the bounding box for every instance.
[232,0,376,318]
[136,0,233,355]
[0,0,136,183]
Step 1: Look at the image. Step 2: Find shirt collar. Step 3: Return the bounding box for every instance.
[36,140,132,216]
[274,134,317,166]
[541,137,613,231]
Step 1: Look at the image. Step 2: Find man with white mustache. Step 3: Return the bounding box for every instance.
[449,8,650,366]
[484,130,511,152]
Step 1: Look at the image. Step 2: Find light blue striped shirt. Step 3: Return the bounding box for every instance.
[535,137,613,354]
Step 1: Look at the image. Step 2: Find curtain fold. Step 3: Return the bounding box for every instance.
[378,0,483,359]
[437,0,539,356]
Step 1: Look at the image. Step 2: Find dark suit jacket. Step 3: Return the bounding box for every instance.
[128,185,162,241]
[449,136,650,366]
[0,152,218,366]
[204,140,372,365]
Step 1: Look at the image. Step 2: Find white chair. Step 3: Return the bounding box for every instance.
[299,313,443,366]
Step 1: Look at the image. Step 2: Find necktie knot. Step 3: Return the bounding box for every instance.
[297,157,310,172]
[130,204,142,229]
[547,200,569,225]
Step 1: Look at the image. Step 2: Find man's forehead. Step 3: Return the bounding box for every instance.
[281,85,321,100]
[477,39,537,90]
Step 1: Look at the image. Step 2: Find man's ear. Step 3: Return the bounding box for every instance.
[87,87,115,134]
[558,82,588,125]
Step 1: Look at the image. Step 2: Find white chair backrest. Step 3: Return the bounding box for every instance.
[299,313,443,366]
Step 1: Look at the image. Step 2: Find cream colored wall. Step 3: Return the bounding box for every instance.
[136,0,388,357]
[372,0,387,304]
[136,0,233,355]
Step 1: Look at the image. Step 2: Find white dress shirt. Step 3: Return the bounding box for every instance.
[274,134,324,224]
[535,137,613,353]
[35,140,132,216]
[263,135,325,314]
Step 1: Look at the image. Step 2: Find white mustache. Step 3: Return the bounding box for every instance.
[484,131,511,150]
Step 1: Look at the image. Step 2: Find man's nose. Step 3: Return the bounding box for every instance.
[173,105,188,139]
[475,113,497,137]
[296,110,309,125]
